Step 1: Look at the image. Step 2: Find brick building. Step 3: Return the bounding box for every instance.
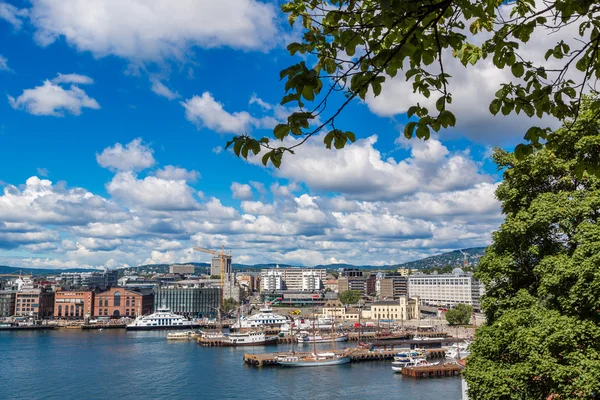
[14,288,54,318]
[54,290,94,319]
[94,287,154,318]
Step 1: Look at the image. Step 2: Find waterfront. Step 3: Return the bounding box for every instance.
[0,330,462,400]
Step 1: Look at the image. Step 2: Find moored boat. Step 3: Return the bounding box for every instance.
[296,331,349,344]
[226,331,278,346]
[126,307,195,330]
[391,356,439,373]
[167,330,199,340]
[276,352,351,367]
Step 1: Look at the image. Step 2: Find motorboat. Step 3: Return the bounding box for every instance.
[391,356,439,373]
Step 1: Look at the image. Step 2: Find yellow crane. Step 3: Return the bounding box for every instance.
[193,245,232,307]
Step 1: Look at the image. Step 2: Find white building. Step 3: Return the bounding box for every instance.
[260,267,326,292]
[262,270,283,291]
[301,270,323,291]
[408,268,485,309]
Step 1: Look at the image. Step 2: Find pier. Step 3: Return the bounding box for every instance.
[401,363,462,378]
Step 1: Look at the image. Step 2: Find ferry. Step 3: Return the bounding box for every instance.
[226,331,278,346]
[126,307,195,330]
[232,305,289,329]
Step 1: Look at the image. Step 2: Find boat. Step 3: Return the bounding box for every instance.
[296,331,349,344]
[225,331,278,346]
[276,352,351,367]
[126,307,195,330]
[167,330,199,340]
[391,356,439,373]
[281,316,334,332]
[232,304,289,329]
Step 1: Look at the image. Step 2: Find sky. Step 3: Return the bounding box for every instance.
[0,0,560,269]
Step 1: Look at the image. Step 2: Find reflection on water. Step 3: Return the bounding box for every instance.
[0,330,462,400]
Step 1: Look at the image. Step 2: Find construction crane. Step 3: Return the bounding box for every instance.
[193,246,232,307]
[459,250,469,267]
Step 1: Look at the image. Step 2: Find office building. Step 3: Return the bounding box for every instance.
[14,288,55,318]
[57,270,118,290]
[94,287,154,318]
[338,273,376,297]
[376,275,408,299]
[261,269,283,291]
[260,267,326,292]
[210,257,232,277]
[0,290,17,317]
[237,275,258,292]
[54,290,94,319]
[154,286,221,318]
[169,264,195,275]
[301,270,323,291]
[408,268,485,309]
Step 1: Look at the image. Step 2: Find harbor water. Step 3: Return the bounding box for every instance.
[0,330,462,399]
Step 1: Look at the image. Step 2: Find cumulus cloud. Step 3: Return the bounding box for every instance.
[8,75,100,116]
[96,138,156,172]
[182,92,259,134]
[230,182,253,200]
[0,2,27,29]
[154,166,199,183]
[27,0,278,62]
[150,79,179,100]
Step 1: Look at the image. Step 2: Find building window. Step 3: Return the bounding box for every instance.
[126,299,130,307]
[114,291,121,307]
[104,309,108,316]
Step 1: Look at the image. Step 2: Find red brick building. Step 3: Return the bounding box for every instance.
[54,290,94,319]
[14,288,54,318]
[94,287,153,318]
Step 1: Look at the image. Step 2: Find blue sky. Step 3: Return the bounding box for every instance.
[0,0,553,269]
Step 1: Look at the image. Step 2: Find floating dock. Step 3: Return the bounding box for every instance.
[402,363,462,378]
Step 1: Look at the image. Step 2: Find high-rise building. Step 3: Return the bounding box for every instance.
[0,290,17,317]
[154,286,221,318]
[210,257,232,277]
[260,268,327,292]
[169,264,195,275]
[408,268,485,310]
[301,270,323,291]
[261,270,283,291]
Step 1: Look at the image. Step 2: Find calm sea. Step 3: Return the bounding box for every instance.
[0,330,462,399]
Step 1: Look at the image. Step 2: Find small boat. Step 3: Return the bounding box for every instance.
[391,356,439,373]
[276,352,351,367]
[167,330,199,340]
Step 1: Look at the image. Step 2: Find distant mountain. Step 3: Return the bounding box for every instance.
[393,247,486,270]
[0,265,102,276]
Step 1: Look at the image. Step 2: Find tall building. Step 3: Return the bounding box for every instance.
[54,290,94,319]
[154,286,221,318]
[14,288,55,318]
[0,290,17,317]
[210,257,232,277]
[408,268,485,310]
[94,287,154,318]
[169,264,195,275]
[376,275,408,299]
[260,268,326,292]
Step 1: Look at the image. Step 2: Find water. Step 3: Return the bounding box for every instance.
[0,330,462,399]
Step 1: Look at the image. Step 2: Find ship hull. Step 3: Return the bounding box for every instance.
[277,356,351,367]
[228,337,278,346]
[126,324,198,331]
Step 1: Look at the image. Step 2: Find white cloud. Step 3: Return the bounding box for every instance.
[0,2,27,29]
[106,172,199,211]
[0,55,10,71]
[150,79,179,100]
[96,138,156,172]
[249,93,272,110]
[212,146,223,154]
[182,92,257,134]
[154,166,199,183]
[36,168,49,177]
[8,76,100,116]
[28,0,278,62]
[51,73,94,85]
[230,182,253,200]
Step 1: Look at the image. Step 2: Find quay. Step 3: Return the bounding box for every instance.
[243,348,446,367]
[402,363,462,378]
[81,324,126,330]
[0,325,57,331]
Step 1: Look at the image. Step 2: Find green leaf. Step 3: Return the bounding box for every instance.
[274,124,290,140]
[511,63,524,78]
[404,121,418,139]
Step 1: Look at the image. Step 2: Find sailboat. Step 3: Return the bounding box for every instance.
[276,313,350,367]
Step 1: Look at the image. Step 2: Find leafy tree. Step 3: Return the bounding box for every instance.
[339,289,362,304]
[445,304,472,325]
[228,0,600,176]
[223,297,237,313]
[463,98,600,399]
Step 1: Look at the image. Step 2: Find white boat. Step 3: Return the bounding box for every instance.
[225,331,278,346]
[282,317,334,332]
[276,352,351,367]
[126,307,194,330]
[232,305,289,329]
[296,331,349,344]
[391,356,439,373]
[167,330,198,340]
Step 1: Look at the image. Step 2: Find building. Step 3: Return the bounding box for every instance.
[94,287,154,318]
[154,286,221,318]
[260,267,327,292]
[53,290,94,319]
[57,270,118,291]
[0,290,17,317]
[169,264,195,275]
[370,297,420,321]
[337,274,376,297]
[14,288,55,318]
[237,275,257,292]
[324,279,338,293]
[320,299,367,321]
[210,257,232,277]
[376,275,408,299]
[408,268,485,309]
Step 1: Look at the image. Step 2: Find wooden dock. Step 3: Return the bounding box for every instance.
[402,363,462,378]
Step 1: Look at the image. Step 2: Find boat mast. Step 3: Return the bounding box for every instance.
[312,313,317,359]
[331,309,335,352]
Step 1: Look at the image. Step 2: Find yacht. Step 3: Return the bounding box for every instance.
[126,307,195,330]
[232,305,289,329]
[276,352,351,367]
[225,331,278,346]
[296,331,349,344]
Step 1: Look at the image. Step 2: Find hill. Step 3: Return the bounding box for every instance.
[0,265,101,276]
[393,247,486,270]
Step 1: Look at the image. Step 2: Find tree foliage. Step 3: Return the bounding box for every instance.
[223,297,237,313]
[228,0,600,176]
[445,304,472,325]
[339,289,362,304]
[463,98,600,399]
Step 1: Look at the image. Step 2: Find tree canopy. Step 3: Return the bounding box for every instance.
[463,99,600,399]
[339,289,362,304]
[445,304,473,325]
[227,0,600,176]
